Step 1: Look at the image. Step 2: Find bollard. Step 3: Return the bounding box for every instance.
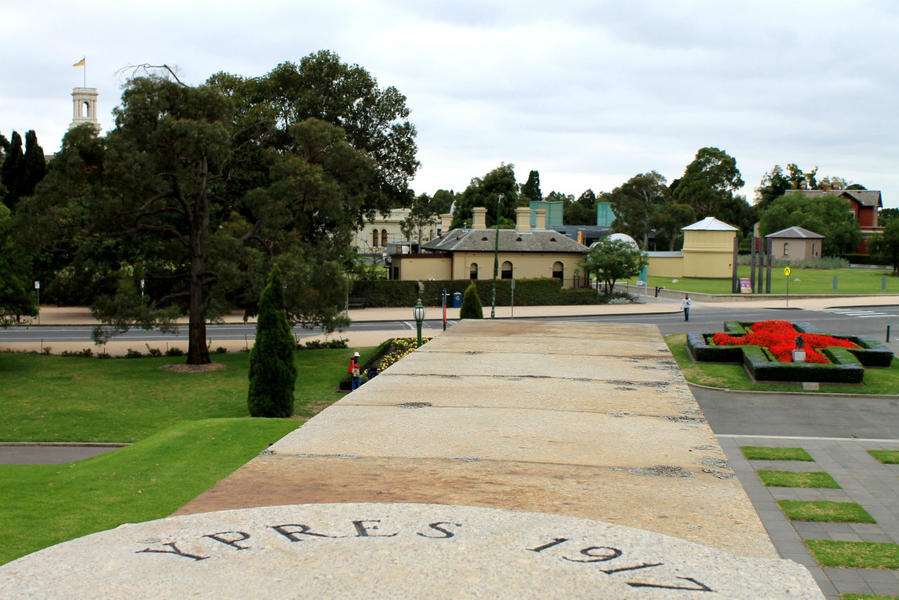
[888,325,891,343]
[883,276,887,291]
[833,276,838,290]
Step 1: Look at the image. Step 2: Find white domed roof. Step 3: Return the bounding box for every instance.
[603,233,639,248]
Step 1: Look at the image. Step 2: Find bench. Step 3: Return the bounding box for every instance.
[348,297,366,309]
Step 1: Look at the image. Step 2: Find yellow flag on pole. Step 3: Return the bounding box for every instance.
[73,57,85,67]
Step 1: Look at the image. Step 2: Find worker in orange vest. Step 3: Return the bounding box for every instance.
[348,351,361,390]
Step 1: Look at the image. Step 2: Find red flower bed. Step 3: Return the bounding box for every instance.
[711,320,859,363]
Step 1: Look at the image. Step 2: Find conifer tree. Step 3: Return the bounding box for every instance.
[0,132,23,209]
[248,266,297,417]
[21,130,46,198]
[459,282,483,319]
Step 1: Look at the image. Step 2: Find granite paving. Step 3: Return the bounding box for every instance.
[718,435,899,599]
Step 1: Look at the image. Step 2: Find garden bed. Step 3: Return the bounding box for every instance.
[686,321,894,383]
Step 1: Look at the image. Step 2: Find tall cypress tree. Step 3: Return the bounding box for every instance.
[248,266,297,417]
[0,131,23,209]
[521,170,542,204]
[21,130,46,198]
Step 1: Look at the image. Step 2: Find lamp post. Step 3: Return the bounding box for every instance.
[491,193,502,319]
[413,298,425,347]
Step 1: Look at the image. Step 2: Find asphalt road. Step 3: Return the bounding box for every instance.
[691,386,899,440]
[3,304,899,344]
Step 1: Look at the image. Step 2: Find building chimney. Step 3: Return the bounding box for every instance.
[472,207,487,229]
[515,207,531,232]
[535,209,546,230]
[440,213,453,233]
[577,230,585,245]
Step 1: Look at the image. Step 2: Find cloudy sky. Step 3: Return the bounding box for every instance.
[2,0,898,208]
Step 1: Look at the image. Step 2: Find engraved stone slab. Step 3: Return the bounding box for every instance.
[0,503,822,599]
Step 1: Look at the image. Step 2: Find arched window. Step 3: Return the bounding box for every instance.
[372,229,379,247]
[552,261,564,282]
[82,101,90,118]
[381,229,388,247]
[470,263,478,280]
[501,261,513,280]
[783,242,790,257]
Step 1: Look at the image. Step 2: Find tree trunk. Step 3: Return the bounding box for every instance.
[186,158,211,365]
[187,268,210,365]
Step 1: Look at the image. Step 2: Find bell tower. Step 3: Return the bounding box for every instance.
[70,87,100,131]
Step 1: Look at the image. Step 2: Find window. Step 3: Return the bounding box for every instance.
[381,229,388,247]
[372,229,379,247]
[552,261,563,281]
[501,261,513,280]
[783,242,790,256]
[470,263,478,280]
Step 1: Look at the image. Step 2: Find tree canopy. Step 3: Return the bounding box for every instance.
[671,147,748,230]
[755,163,864,212]
[758,192,861,256]
[563,189,597,226]
[581,237,647,295]
[22,51,417,364]
[450,164,519,229]
[608,171,668,249]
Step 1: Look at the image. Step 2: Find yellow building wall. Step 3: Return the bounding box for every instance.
[647,256,683,278]
[451,252,583,288]
[681,230,735,278]
[396,256,452,281]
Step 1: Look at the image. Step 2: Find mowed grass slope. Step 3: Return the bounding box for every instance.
[0,348,369,442]
[0,418,300,565]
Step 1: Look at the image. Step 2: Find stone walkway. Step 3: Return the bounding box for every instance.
[176,320,777,558]
[719,435,899,599]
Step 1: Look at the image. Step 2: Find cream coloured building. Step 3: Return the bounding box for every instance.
[766,226,824,261]
[647,217,738,279]
[353,208,440,260]
[390,207,588,288]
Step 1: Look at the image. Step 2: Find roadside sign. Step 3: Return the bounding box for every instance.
[784,267,791,277]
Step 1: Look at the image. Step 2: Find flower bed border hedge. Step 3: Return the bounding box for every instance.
[686,321,893,383]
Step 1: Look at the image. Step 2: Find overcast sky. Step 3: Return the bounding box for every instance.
[2,0,898,209]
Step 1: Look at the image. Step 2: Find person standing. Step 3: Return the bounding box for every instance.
[348,351,362,390]
[681,294,692,322]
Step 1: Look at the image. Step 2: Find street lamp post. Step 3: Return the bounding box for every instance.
[491,193,502,319]
[413,298,425,347]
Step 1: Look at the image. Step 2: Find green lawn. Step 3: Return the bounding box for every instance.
[665,333,899,394]
[842,595,899,600]
[0,347,375,442]
[0,346,375,566]
[868,450,899,464]
[805,540,899,569]
[778,500,876,523]
[741,446,814,461]
[757,470,840,488]
[0,418,300,565]
[627,266,898,295]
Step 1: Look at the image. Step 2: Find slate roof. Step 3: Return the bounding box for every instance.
[422,229,588,254]
[766,226,824,239]
[784,189,883,208]
[681,216,738,231]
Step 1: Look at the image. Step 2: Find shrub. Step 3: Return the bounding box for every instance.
[248,267,297,418]
[299,338,349,350]
[165,347,184,357]
[124,348,143,359]
[145,346,162,357]
[460,282,483,319]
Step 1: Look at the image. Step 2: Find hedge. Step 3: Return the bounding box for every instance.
[741,345,864,383]
[688,320,891,383]
[685,333,744,363]
[350,278,614,307]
